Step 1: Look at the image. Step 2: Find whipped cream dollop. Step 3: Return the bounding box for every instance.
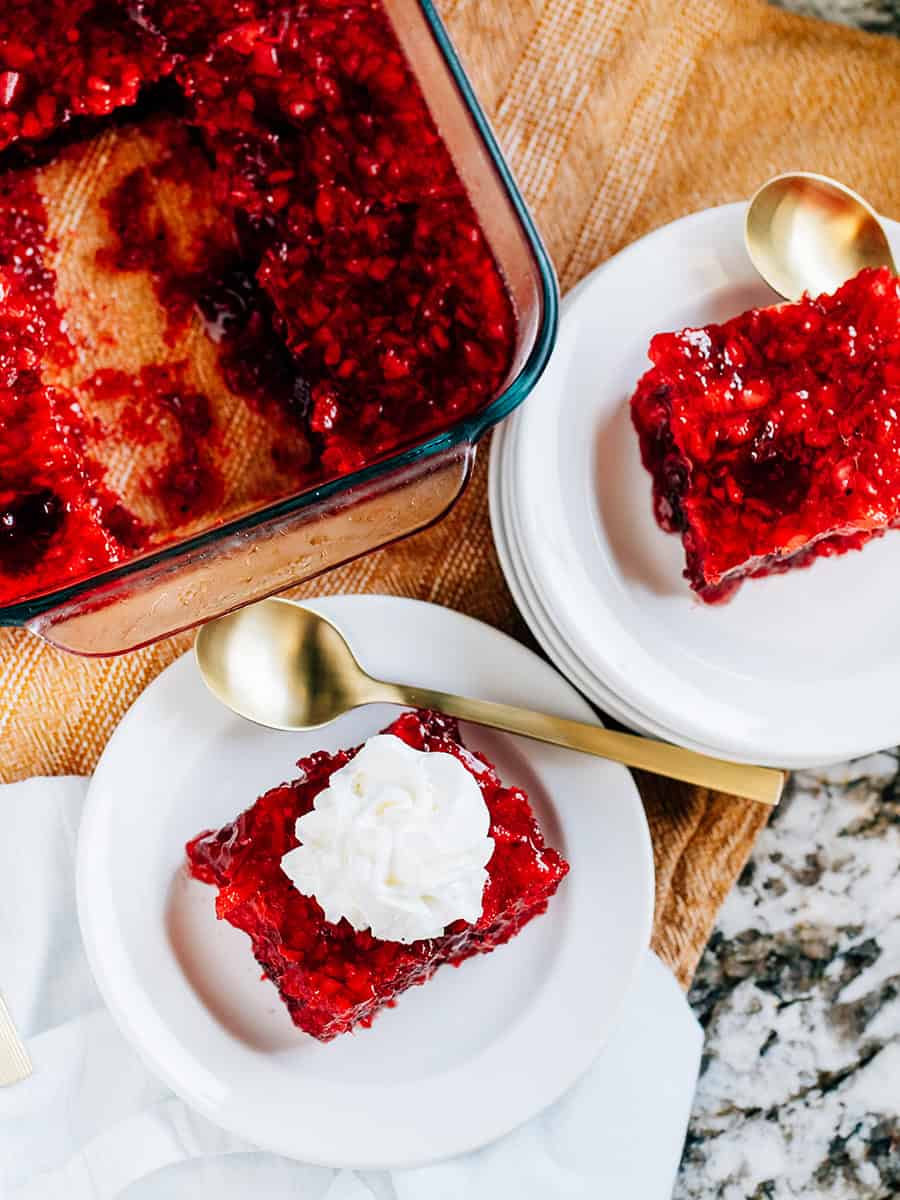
[280,733,494,944]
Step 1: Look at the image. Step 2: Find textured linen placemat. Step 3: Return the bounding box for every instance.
[2,0,899,986]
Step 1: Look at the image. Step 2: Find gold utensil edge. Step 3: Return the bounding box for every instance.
[0,994,31,1086]
[376,681,786,806]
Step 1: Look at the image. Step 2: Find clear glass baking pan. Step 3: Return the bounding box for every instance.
[1,0,558,655]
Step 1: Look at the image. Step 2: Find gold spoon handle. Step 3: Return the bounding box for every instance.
[365,680,784,805]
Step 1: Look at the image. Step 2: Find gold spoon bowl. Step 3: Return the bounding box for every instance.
[745,171,896,301]
[195,598,785,806]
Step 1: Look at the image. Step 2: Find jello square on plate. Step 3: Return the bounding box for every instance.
[631,267,900,601]
[187,709,569,1041]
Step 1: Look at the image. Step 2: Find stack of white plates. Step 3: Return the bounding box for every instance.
[490,202,900,771]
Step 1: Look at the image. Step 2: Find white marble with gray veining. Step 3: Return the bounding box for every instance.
[771,0,900,34]
[674,758,900,1198]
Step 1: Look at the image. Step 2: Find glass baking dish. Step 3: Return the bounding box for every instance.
[1,0,558,656]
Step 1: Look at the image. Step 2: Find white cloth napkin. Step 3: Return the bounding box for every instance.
[0,777,702,1199]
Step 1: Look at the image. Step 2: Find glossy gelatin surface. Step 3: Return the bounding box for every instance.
[0,0,515,606]
[631,267,900,601]
[186,710,569,1041]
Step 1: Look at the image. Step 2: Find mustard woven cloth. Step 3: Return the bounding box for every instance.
[3,0,899,985]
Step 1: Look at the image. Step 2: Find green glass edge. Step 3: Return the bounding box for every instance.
[1,0,559,627]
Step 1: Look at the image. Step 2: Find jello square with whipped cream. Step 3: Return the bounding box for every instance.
[630,267,900,601]
[186,710,569,1041]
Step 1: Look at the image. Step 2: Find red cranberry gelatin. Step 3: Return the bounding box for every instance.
[0,0,516,606]
[630,267,900,602]
[186,710,569,1041]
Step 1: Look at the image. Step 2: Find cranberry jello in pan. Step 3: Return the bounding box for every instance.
[631,267,900,601]
[0,0,556,653]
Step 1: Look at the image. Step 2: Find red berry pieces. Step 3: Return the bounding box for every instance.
[186,710,569,1041]
[0,170,129,598]
[631,267,900,601]
[0,0,172,153]
[0,487,63,572]
[0,0,516,607]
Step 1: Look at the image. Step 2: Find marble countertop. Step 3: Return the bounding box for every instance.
[773,0,900,36]
[675,759,900,1197]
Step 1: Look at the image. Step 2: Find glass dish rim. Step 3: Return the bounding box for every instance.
[2,0,559,627]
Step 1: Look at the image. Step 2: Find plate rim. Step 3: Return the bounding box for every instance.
[490,422,666,741]
[76,594,655,1168]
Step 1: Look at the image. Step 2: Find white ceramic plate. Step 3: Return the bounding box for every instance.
[491,399,721,753]
[491,358,738,756]
[498,202,900,768]
[77,595,654,1168]
[490,418,664,740]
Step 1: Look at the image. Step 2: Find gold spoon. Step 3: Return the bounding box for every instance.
[745,171,896,301]
[194,598,785,806]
